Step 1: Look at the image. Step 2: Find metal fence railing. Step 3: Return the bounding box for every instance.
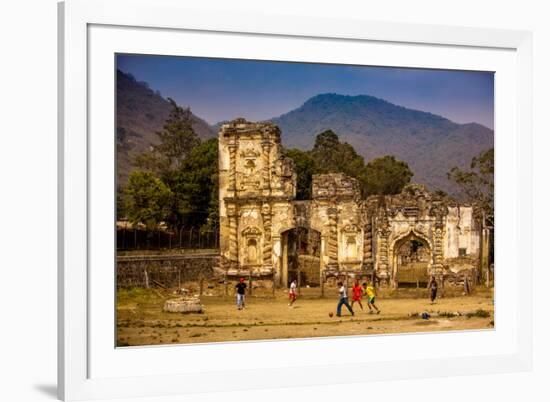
[117,227,219,251]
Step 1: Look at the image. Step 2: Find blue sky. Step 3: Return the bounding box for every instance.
[117,54,494,129]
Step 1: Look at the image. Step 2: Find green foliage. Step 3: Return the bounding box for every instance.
[134,98,200,175]
[282,148,315,200]
[284,130,413,197]
[364,155,414,195]
[310,130,367,179]
[123,171,173,229]
[125,98,220,230]
[447,148,494,225]
[169,138,219,228]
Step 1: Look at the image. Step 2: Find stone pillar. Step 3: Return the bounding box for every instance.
[374,201,391,287]
[227,204,239,267]
[261,140,271,194]
[376,228,391,287]
[432,224,445,274]
[429,203,448,279]
[228,141,237,193]
[282,234,288,286]
[272,235,281,285]
[261,203,273,269]
[326,206,339,271]
[480,227,491,285]
[362,219,373,269]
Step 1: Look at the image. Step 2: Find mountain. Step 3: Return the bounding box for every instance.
[271,93,493,196]
[117,72,492,197]
[116,69,216,185]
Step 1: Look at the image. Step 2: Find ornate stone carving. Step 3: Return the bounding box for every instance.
[242,226,262,237]
[261,203,272,267]
[271,155,295,196]
[218,120,480,288]
[342,223,359,233]
[327,206,339,267]
[312,173,360,201]
[240,148,261,158]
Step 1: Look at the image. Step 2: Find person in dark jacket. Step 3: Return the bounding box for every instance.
[428,275,438,304]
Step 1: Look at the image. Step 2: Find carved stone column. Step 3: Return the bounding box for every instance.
[432,224,445,273]
[261,140,271,194]
[261,203,272,269]
[326,206,339,271]
[376,228,391,287]
[227,204,239,267]
[375,205,391,287]
[228,141,237,193]
[362,218,373,269]
[429,203,448,276]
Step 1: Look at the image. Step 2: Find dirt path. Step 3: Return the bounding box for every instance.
[117,287,494,346]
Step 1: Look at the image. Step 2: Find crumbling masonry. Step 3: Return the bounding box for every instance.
[219,119,489,288]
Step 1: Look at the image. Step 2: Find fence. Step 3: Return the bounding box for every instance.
[117,227,219,251]
[116,253,219,288]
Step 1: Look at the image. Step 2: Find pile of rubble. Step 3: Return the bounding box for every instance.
[163,297,203,313]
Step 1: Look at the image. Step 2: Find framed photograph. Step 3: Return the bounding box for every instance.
[58,0,533,400]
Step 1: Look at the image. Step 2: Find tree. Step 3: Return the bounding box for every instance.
[283,148,316,200]
[169,138,219,229]
[309,130,370,195]
[123,171,173,229]
[447,148,494,225]
[284,130,414,198]
[134,98,200,176]
[363,155,413,195]
[310,130,366,176]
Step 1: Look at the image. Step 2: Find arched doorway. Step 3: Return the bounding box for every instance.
[392,232,431,288]
[281,227,321,287]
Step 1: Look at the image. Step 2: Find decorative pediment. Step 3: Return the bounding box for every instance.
[240,148,260,158]
[342,224,359,233]
[241,226,262,237]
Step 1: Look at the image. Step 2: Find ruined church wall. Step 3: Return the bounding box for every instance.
[336,201,365,271]
[218,120,484,288]
[444,206,480,259]
[218,133,231,261]
[218,120,296,276]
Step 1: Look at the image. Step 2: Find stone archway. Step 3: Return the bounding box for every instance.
[280,227,321,288]
[391,231,432,288]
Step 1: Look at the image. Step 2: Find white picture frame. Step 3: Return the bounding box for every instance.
[58,0,533,400]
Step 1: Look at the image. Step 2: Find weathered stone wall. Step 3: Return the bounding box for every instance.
[116,254,218,289]
[219,119,295,282]
[218,119,485,288]
[444,206,480,259]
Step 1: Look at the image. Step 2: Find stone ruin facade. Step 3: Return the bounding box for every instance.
[219,119,490,288]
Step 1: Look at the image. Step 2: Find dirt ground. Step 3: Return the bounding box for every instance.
[116,286,494,347]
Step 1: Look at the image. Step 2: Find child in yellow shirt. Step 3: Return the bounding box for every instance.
[363,281,380,314]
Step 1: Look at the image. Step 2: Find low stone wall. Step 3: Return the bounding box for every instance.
[116,253,219,289]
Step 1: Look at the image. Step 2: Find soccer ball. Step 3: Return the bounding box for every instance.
[329,312,334,318]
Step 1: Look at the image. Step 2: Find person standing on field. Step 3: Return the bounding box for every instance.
[336,281,354,317]
[235,277,247,310]
[288,279,297,307]
[428,275,438,304]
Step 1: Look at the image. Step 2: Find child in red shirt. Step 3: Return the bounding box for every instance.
[351,279,364,311]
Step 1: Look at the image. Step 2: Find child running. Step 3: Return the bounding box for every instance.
[351,279,364,311]
[288,279,297,307]
[336,281,354,317]
[363,280,380,314]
